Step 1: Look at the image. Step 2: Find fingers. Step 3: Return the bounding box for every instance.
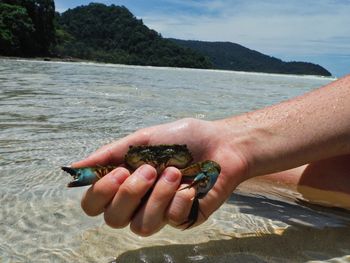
[130,167,182,236]
[81,168,230,232]
[81,165,159,229]
[81,167,130,216]
[81,164,211,235]
[103,165,157,228]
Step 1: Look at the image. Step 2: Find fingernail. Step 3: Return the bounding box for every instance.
[138,165,156,181]
[163,168,180,183]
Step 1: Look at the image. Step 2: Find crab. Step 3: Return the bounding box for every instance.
[62,144,221,228]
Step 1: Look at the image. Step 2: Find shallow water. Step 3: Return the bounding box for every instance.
[1,59,349,262]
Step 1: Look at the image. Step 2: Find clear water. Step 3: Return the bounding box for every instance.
[1,59,349,262]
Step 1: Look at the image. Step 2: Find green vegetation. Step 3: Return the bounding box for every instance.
[0,0,55,56]
[170,39,331,76]
[0,1,331,76]
[54,3,211,68]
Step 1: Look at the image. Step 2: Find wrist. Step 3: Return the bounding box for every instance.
[215,113,279,180]
[213,117,256,182]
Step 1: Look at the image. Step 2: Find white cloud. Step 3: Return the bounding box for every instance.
[141,0,350,57]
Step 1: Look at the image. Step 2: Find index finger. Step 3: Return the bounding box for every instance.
[72,132,150,168]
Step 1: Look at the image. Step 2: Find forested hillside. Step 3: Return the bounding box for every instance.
[55,3,211,68]
[170,39,331,76]
[0,1,331,76]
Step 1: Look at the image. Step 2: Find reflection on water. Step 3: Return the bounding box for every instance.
[115,223,350,263]
[1,58,348,262]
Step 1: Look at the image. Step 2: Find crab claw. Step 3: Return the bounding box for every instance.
[61,167,99,187]
[179,160,220,193]
[61,166,76,176]
[178,160,221,229]
[178,177,202,191]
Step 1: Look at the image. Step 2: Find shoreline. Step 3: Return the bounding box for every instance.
[0,55,337,80]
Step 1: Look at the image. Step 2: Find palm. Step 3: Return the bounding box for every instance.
[143,119,248,219]
[74,118,248,228]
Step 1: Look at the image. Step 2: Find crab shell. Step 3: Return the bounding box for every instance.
[124,144,193,173]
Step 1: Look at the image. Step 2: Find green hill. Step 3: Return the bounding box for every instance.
[170,39,331,76]
[55,3,211,68]
[0,2,331,76]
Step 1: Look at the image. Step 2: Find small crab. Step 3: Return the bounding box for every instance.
[62,144,220,228]
[125,144,194,173]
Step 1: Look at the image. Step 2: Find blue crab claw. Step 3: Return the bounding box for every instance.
[177,172,211,230]
[178,160,221,229]
[178,172,210,195]
[61,167,100,187]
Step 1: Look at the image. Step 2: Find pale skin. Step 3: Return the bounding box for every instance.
[73,74,350,236]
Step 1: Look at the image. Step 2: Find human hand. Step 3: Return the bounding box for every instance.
[72,118,249,236]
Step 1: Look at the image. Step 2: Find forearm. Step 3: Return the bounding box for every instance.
[218,75,350,178]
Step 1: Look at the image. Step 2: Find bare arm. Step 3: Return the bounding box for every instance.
[220,74,350,178]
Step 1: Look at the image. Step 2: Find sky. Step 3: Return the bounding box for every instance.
[55,0,350,77]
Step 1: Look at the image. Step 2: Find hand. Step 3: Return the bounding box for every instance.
[72,118,249,236]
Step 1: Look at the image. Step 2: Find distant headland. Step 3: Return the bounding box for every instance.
[0,1,331,76]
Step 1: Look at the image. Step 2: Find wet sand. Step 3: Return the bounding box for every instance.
[115,225,350,263]
[113,187,350,262]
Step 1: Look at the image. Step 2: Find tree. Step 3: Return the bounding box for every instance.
[0,3,34,55]
[0,0,56,56]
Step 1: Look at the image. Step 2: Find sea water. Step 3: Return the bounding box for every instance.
[0,59,349,262]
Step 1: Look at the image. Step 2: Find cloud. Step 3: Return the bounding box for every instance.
[141,0,350,57]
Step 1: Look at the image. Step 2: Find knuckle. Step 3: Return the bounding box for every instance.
[103,212,128,229]
[149,190,169,205]
[130,223,154,237]
[118,183,140,199]
[134,128,151,141]
[179,117,199,130]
